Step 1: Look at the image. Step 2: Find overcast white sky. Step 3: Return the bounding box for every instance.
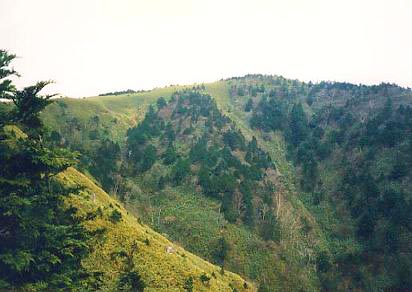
[1,0,411,97]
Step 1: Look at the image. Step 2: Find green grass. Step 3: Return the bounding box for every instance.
[205,80,328,289]
[128,184,303,291]
[42,80,327,291]
[205,80,326,234]
[42,86,189,144]
[59,167,255,291]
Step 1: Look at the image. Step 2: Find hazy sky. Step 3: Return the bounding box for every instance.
[1,0,411,97]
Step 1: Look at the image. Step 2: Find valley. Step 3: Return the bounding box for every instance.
[37,75,412,291]
[2,59,412,290]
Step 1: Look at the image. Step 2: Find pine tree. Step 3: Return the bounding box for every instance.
[0,51,91,290]
[244,98,253,112]
[0,50,17,101]
[288,103,309,146]
[156,96,167,109]
[163,142,177,165]
[171,158,190,185]
[140,145,156,172]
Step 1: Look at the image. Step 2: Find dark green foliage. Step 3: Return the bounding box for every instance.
[0,51,91,290]
[165,122,176,141]
[171,158,191,185]
[221,194,237,223]
[239,76,412,290]
[182,126,193,135]
[184,276,194,291]
[167,93,275,224]
[306,96,315,106]
[212,237,230,265]
[156,96,167,109]
[259,213,280,241]
[115,242,145,291]
[245,137,272,170]
[11,82,56,135]
[250,97,287,132]
[300,157,319,192]
[190,136,209,163]
[88,129,99,140]
[199,273,211,285]
[244,98,253,112]
[99,89,137,96]
[158,176,167,190]
[172,90,219,121]
[123,88,283,262]
[316,251,331,273]
[0,50,17,100]
[202,172,237,203]
[240,181,255,226]
[162,143,177,165]
[118,271,145,291]
[312,190,323,205]
[127,105,162,150]
[223,129,245,151]
[141,145,157,172]
[287,103,309,147]
[49,130,62,144]
[92,139,121,190]
[109,209,122,223]
[250,86,258,97]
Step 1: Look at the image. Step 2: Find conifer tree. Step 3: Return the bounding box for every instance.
[0,50,91,290]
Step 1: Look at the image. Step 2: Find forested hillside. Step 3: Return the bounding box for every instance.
[228,75,412,291]
[120,90,322,291]
[3,0,411,289]
[0,50,253,291]
[31,74,412,291]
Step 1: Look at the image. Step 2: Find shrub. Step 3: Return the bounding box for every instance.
[184,276,194,291]
[118,271,145,291]
[110,209,122,223]
[199,273,211,285]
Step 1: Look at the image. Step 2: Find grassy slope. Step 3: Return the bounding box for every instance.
[42,86,189,144]
[115,83,324,290]
[126,178,288,291]
[59,167,254,291]
[205,81,328,288]
[42,81,326,290]
[206,81,326,240]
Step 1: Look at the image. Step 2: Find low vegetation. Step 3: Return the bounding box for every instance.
[0,50,253,291]
[4,47,411,290]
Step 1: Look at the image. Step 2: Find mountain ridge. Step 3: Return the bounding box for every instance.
[37,74,412,291]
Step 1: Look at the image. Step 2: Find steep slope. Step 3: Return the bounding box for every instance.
[121,90,321,291]
[42,85,191,145]
[223,75,412,291]
[40,76,412,291]
[39,84,327,291]
[40,85,193,190]
[59,167,254,291]
[205,80,327,289]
